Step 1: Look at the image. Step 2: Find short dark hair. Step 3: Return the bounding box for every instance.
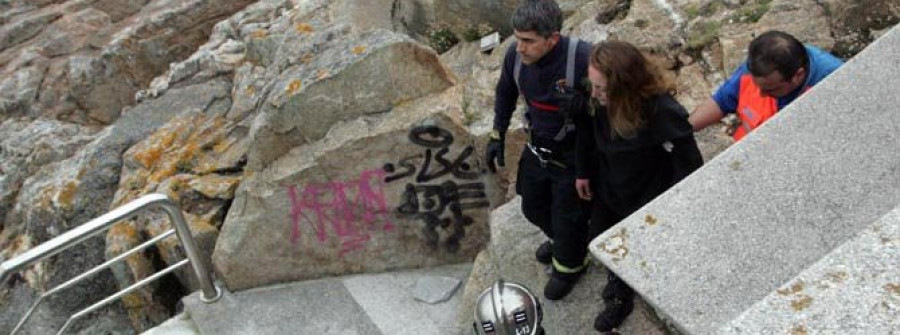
[747,30,809,79]
[510,0,563,37]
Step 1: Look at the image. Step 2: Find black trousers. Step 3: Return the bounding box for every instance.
[516,147,590,270]
[590,198,635,300]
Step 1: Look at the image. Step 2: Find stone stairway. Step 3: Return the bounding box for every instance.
[590,24,900,334]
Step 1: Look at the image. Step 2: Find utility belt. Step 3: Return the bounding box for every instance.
[526,129,575,169]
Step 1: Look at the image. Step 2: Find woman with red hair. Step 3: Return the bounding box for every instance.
[575,40,703,332]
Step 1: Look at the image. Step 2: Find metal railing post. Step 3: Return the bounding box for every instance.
[0,193,223,335]
[157,198,220,302]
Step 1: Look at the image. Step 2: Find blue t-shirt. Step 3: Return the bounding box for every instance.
[712,45,843,114]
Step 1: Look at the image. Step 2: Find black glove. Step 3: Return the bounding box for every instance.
[485,130,505,173]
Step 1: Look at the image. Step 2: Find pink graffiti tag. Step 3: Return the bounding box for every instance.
[286,170,394,257]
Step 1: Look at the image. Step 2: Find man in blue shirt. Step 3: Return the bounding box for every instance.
[689,30,843,140]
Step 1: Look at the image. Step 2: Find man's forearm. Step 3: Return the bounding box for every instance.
[689,99,726,131]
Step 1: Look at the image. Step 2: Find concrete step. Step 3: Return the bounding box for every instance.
[181,263,471,335]
[721,205,900,334]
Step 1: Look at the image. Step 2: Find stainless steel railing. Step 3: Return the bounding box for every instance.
[0,193,222,335]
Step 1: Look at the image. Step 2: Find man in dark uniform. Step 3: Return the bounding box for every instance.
[484,0,591,300]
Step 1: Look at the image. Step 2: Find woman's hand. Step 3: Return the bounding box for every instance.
[575,178,593,200]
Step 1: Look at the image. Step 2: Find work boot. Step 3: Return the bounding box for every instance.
[535,240,552,264]
[603,271,634,300]
[543,267,585,300]
[594,296,634,332]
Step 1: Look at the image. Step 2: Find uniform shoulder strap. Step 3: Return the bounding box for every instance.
[565,37,579,89]
[554,37,581,142]
[514,45,522,91]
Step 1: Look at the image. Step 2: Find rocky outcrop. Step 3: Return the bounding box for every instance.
[214,89,499,290]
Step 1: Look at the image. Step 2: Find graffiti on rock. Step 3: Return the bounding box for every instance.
[286,169,394,257]
[383,125,489,252]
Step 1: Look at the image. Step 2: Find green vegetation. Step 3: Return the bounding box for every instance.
[687,20,722,50]
[175,159,195,173]
[727,0,772,24]
[461,23,494,42]
[634,19,649,29]
[425,23,459,54]
[461,97,476,126]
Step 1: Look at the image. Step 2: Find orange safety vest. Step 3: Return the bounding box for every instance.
[733,75,813,141]
[733,75,778,141]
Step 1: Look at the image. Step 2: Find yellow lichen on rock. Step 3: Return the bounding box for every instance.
[56,180,79,209]
[286,79,302,96]
[296,23,314,34]
[790,294,813,311]
[250,29,267,39]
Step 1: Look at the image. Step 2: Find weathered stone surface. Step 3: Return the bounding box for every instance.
[457,197,670,334]
[0,0,255,124]
[0,125,133,335]
[0,118,100,230]
[755,0,834,52]
[608,0,684,52]
[245,26,455,169]
[590,25,900,335]
[820,0,900,58]
[432,0,517,36]
[215,102,495,290]
[0,79,230,334]
[721,206,900,335]
[332,0,432,36]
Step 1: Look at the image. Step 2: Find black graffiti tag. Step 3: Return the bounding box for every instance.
[383,125,491,252]
[397,181,489,252]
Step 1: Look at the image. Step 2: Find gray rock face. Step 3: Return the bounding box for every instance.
[0,79,230,334]
[215,107,494,290]
[821,0,900,58]
[245,26,456,170]
[0,0,255,124]
[590,25,900,335]
[0,118,100,230]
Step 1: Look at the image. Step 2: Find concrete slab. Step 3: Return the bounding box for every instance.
[412,276,463,304]
[720,206,900,334]
[184,279,381,335]
[343,263,470,334]
[183,263,471,335]
[140,313,200,335]
[590,25,900,334]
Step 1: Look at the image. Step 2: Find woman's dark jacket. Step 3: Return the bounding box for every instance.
[575,93,704,217]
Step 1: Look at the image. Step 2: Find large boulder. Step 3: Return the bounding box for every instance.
[244,25,456,170]
[214,93,498,290]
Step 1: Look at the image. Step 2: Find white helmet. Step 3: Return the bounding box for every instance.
[473,279,543,335]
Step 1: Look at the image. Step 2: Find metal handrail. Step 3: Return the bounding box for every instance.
[0,193,222,335]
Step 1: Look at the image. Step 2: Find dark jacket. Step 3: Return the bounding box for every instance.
[575,93,703,216]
